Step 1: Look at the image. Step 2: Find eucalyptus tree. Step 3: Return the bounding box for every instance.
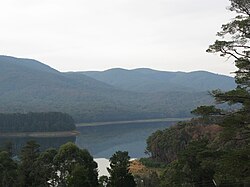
[107,151,136,187]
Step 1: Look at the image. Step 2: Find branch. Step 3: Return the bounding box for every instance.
[233,49,250,58]
[220,48,240,60]
[231,45,250,49]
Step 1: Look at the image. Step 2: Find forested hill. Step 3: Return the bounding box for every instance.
[0,55,235,122]
[0,55,58,74]
[0,112,75,132]
[80,68,235,92]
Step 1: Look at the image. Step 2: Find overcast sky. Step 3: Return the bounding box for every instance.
[0,0,236,75]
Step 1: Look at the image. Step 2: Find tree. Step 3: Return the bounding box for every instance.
[202,0,250,185]
[99,175,109,187]
[107,151,136,187]
[207,0,250,88]
[159,140,217,187]
[67,164,92,187]
[30,148,58,186]
[0,141,14,157]
[54,142,98,187]
[18,140,40,187]
[191,105,222,117]
[0,151,18,187]
[191,105,222,124]
[206,0,250,147]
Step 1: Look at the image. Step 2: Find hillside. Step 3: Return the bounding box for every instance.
[0,112,75,133]
[0,55,234,122]
[80,68,235,93]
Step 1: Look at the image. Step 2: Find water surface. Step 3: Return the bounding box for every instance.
[0,121,177,158]
[76,121,174,158]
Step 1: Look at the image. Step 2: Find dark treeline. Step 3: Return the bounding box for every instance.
[0,136,76,156]
[0,141,98,187]
[0,112,75,133]
[0,141,136,187]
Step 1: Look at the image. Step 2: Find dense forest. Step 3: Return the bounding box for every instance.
[0,112,75,133]
[143,0,250,186]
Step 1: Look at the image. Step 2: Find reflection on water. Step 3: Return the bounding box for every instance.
[0,136,76,155]
[76,121,174,158]
[0,121,176,158]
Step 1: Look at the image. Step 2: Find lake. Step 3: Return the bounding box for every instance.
[76,121,175,158]
[0,120,179,176]
[0,120,177,158]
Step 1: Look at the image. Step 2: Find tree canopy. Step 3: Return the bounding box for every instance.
[107,151,136,187]
[206,0,250,147]
[0,141,98,187]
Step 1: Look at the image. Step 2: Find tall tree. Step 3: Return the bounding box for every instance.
[30,148,58,186]
[54,142,98,187]
[206,0,250,147]
[198,0,250,185]
[107,151,136,187]
[18,141,40,187]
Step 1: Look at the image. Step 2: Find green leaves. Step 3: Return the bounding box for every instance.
[0,141,99,187]
[54,142,98,187]
[191,105,222,117]
[0,151,18,187]
[107,151,136,187]
[207,0,250,89]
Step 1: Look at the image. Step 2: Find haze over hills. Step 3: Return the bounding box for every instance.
[0,55,236,122]
[80,68,235,93]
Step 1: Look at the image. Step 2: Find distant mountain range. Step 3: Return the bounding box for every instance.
[79,68,235,93]
[0,55,236,122]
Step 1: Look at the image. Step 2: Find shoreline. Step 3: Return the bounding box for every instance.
[0,130,80,138]
[76,117,190,127]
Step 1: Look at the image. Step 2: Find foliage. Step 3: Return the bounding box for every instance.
[0,141,98,187]
[54,142,98,187]
[191,105,222,117]
[146,121,221,164]
[107,151,136,187]
[206,0,250,148]
[98,175,109,187]
[18,140,41,186]
[0,151,18,187]
[215,146,250,186]
[134,171,160,187]
[139,157,166,168]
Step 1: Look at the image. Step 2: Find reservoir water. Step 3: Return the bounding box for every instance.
[76,121,175,158]
[76,121,176,176]
[0,120,179,176]
[0,121,177,158]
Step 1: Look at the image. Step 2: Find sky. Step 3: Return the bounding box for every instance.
[0,0,237,75]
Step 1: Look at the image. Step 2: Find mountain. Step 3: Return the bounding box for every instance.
[80,68,236,93]
[0,55,235,122]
